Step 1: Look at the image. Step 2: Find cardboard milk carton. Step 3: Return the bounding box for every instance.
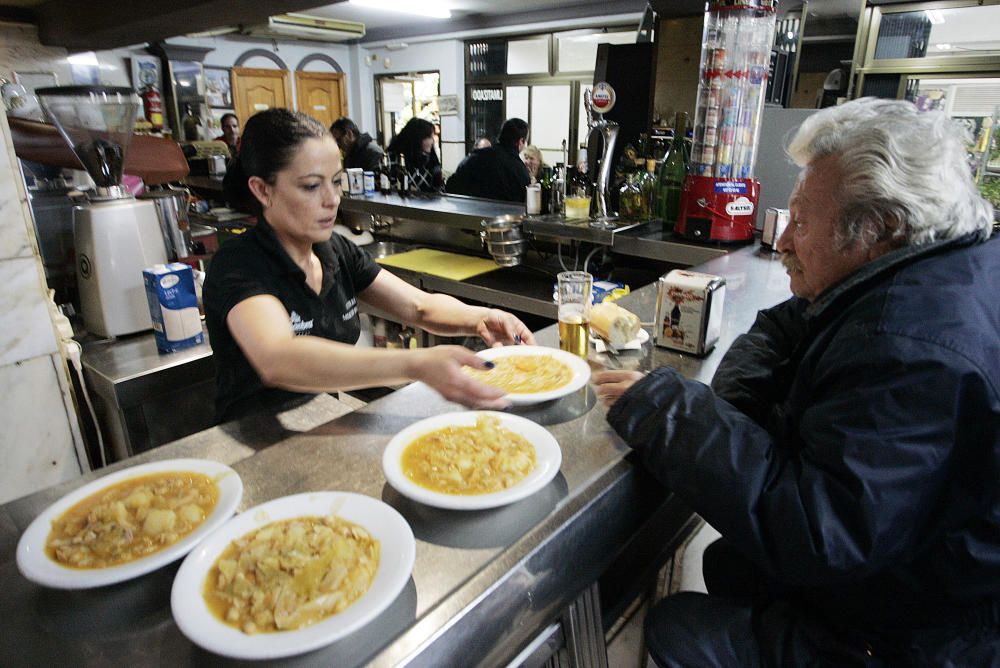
[143,263,204,354]
[654,269,726,356]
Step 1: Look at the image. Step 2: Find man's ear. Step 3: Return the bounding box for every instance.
[247,176,271,209]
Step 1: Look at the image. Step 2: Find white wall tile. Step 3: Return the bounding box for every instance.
[0,354,82,504]
[0,256,58,367]
[0,158,34,261]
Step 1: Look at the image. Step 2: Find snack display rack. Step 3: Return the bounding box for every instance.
[676,0,778,243]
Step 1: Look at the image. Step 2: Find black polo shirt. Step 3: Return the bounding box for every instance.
[203,220,381,423]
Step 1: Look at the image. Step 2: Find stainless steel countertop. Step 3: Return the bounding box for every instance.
[1,245,792,667]
[340,192,733,266]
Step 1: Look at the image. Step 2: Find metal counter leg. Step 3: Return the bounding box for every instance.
[561,583,609,668]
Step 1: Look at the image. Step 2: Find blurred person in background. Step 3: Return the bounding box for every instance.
[386,117,442,193]
[330,116,384,173]
[520,144,546,183]
[215,112,240,159]
[446,118,530,202]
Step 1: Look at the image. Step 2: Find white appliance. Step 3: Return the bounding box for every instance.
[241,13,366,42]
[37,85,168,337]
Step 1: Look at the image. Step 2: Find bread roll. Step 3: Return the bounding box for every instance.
[589,301,641,347]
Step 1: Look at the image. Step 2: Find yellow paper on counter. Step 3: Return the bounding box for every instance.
[376,249,500,281]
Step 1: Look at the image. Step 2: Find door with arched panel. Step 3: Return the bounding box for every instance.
[295,71,347,128]
[231,67,292,123]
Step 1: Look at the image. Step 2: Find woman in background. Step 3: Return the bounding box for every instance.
[386,117,443,193]
[206,109,533,423]
[521,144,546,183]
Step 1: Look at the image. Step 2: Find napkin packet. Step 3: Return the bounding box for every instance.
[144,263,204,354]
[551,280,630,305]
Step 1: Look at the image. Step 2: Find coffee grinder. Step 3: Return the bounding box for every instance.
[36,86,167,337]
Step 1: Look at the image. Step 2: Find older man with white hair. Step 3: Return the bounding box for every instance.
[594,98,999,665]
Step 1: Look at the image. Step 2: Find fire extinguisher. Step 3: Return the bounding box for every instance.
[141,86,164,131]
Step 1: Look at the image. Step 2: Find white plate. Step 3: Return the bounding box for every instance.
[473,345,591,405]
[171,492,415,660]
[382,410,562,510]
[590,327,649,350]
[16,458,243,590]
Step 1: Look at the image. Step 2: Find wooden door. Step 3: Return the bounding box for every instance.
[295,71,347,127]
[231,67,292,123]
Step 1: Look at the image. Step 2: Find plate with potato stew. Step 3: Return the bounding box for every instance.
[382,411,562,510]
[465,345,591,405]
[16,458,243,589]
[170,491,415,659]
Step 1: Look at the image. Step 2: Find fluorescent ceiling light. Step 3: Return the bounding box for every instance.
[925,9,945,24]
[349,0,451,19]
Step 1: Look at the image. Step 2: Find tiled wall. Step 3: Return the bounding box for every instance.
[0,96,83,504]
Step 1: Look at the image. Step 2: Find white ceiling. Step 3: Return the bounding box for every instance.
[289,0,865,41]
[305,0,599,31]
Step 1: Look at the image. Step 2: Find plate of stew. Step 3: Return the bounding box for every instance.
[16,458,242,589]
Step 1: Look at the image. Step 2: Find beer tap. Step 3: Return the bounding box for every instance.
[584,86,620,226]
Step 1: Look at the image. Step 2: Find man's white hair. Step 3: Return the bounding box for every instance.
[787,97,993,248]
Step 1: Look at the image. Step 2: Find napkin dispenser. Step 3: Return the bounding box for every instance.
[654,269,726,356]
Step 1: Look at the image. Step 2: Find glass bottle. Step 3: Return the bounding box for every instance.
[618,173,642,219]
[656,112,689,227]
[539,165,554,214]
[396,153,410,198]
[641,158,658,219]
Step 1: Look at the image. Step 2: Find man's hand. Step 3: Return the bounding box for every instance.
[592,369,645,407]
[476,309,536,347]
[407,346,511,409]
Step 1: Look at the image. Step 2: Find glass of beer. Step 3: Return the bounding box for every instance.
[557,271,592,358]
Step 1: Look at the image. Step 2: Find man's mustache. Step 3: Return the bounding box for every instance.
[781,253,803,273]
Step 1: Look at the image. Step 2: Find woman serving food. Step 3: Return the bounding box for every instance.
[205,109,534,423]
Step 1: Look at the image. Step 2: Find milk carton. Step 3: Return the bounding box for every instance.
[143,263,204,354]
[654,269,726,355]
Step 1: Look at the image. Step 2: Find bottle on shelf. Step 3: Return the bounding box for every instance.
[539,165,554,214]
[641,158,658,219]
[396,153,410,198]
[656,111,689,227]
[552,162,566,215]
[618,172,643,219]
[182,104,201,141]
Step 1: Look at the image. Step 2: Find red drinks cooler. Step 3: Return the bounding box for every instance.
[675,0,777,244]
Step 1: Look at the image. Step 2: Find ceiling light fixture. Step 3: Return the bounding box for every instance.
[925,9,945,24]
[349,0,451,19]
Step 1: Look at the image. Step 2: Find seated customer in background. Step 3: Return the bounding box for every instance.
[215,112,240,159]
[205,109,534,424]
[330,116,383,173]
[446,118,530,203]
[386,117,442,193]
[593,97,1000,665]
[521,144,545,183]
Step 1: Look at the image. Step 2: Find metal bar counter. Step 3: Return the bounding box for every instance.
[0,245,791,667]
[339,193,730,267]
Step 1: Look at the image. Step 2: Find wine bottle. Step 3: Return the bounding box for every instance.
[539,165,554,214]
[397,154,410,198]
[656,112,689,227]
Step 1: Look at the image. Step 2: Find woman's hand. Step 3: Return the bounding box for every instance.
[592,369,645,407]
[406,345,511,409]
[476,309,536,347]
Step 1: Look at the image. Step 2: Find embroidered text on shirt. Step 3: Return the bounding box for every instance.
[289,310,314,335]
[343,297,358,321]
